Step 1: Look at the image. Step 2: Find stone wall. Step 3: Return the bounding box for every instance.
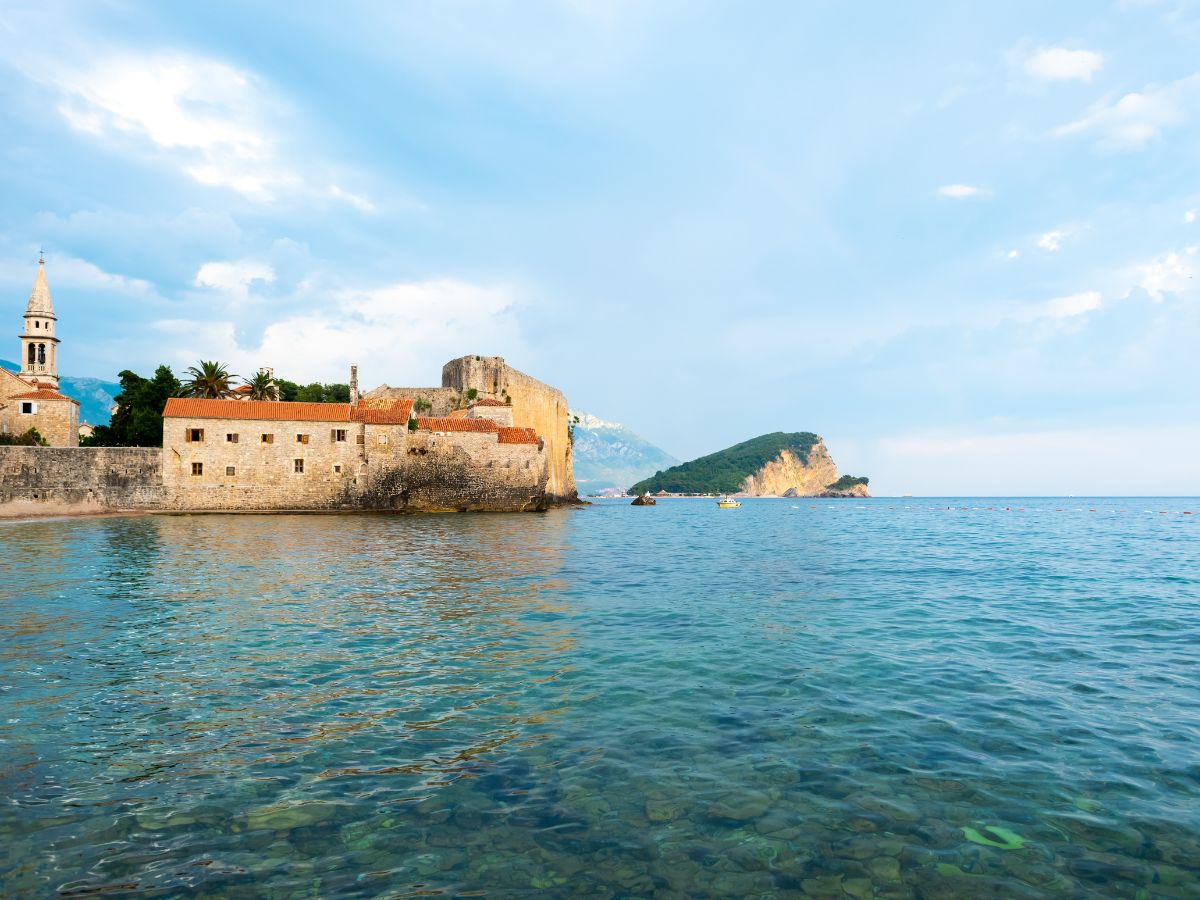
[361,431,548,512]
[0,396,78,448]
[441,356,576,502]
[0,446,163,516]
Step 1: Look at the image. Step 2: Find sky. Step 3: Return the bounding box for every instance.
[1,0,1198,495]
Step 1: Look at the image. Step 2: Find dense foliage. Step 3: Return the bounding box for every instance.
[275,379,350,403]
[826,475,869,490]
[628,432,821,495]
[84,366,182,447]
[0,427,48,446]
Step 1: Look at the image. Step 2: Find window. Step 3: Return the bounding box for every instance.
[27,345,35,364]
[191,462,203,476]
[333,464,342,474]
[296,433,309,444]
[226,433,239,443]
[225,466,236,476]
[332,429,347,442]
[186,428,204,443]
[261,433,274,444]
[356,434,365,445]
[20,402,34,414]
[294,459,304,473]
[34,321,39,329]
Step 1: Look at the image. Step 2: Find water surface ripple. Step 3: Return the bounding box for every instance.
[1,499,1198,897]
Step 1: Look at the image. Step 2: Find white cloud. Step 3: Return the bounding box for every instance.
[1024,46,1104,82]
[1040,290,1102,318]
[1007,249,1020,259]
[1125,248,1197,301]
[328,185,376,213]
[1038,229,1068,251]
[153,278,526,384]
[1185,210,1196,224]
[1055,73,1200,148]
[937,183,988,199]
[194,260,276,296]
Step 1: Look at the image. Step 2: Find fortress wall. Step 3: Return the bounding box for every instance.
[441,356,576,502]
[363,386,457,417]
[361,431,548,512]
[0,446,163,517]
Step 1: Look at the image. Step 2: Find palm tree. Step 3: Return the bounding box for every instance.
[180,361,238,399]
[244,369,280,401]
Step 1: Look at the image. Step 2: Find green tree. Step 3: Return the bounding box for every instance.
[85,365,182,447]
[0,427,48,446]
[244,370,280,401]
[275,378,349,403]
[180,360,238,399]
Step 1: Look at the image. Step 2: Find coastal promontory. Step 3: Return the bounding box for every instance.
[627,432,870,498]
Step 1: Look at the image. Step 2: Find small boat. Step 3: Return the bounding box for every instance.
[717,496,741,509]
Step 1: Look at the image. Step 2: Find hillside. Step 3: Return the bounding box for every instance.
[2,359,119,426]
[629,432,825,495]
[570,410,679,494]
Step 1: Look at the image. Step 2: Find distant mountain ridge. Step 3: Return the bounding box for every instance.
[629,431,854,496]
[570,409,679,494]
[1,359,119,426]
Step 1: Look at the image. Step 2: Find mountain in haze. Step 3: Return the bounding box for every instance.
[628,431,869,497]
[2,359,120,427]
[570,410,680,494]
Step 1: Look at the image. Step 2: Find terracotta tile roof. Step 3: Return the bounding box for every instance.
[163,398,352,421]
[497,426,540,445]
[9,389,78,403]
[353,398,413,425]
[447,408,469,418]
[472,397,509,407]
[233,384,252,394]
[415,416,498,433]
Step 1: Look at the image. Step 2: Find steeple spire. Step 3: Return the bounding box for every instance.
[19,252,60,387]
[25,252,55,318]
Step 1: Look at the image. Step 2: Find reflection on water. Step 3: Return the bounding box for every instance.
[1,501,1199,897]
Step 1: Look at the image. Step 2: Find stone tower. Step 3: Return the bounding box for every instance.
[20,253,59,388]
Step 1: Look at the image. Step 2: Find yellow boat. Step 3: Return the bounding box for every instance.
[717,497,741,508]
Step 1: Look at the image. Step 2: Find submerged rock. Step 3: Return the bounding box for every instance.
[631,493,657,505]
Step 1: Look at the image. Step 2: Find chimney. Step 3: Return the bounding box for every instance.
[349,364,359,405]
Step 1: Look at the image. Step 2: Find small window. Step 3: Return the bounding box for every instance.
[20,402,34,414]
[261,433,274,444]
[225,466,236,476]
[332,429,347,442]
[356,434,365,445]
[191,462,203,476]
[294,459,304,473]
[226,433,239,443]
[333,464,342,474]
[34,321,40,329]
[296,434,309,444]
[187,428,204,443]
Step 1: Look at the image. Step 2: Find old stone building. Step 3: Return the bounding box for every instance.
[0,255,79,446]
[157,391,550,511]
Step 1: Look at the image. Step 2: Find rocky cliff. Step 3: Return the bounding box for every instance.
[739,440,841,497]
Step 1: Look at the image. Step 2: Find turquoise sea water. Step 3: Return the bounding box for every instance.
[1,499,1198,897]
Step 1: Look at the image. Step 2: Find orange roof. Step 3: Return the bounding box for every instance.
[10,389,77,403]
[163,398,352,421]
[497,426,540,445]
[354,398,413,425]
[415,416,498,433]
[233,384,252,394]
[472,397,509,407]
[447,408,469,419]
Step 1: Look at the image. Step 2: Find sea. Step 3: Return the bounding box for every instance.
[1,498,1197,897]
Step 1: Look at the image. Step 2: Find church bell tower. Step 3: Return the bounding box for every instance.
[19,252,59,388]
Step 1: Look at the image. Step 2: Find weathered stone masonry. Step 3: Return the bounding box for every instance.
[0,447,163,516]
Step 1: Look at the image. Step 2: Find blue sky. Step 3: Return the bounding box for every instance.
[2,0,1198,494]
